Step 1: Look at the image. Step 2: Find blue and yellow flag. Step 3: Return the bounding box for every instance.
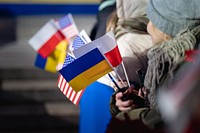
[35,39,68,73]
[59,48,113,92]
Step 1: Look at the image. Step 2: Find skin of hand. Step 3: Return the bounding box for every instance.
[115,85,140,111]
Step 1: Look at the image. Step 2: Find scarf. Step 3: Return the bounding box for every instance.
[144,25,200,108]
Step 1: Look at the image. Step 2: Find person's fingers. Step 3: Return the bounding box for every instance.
[138,88,144,98]
[116,99,133,107]
[118,101,138,111]
[142,87,147,97]
[115,92,123,100]
[118,106,132,111]
[118,81,128,88]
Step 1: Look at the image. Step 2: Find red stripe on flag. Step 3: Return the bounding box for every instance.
[68,88,74,100]
[58,75,62,85]
[62,81,68,95]
[105,45,122,67]
[63,25,78,40]
[71,93,78,104]
[57,75,83,105]
[38,30,65,58]
[64,84,71,96]
[74,90,84,105]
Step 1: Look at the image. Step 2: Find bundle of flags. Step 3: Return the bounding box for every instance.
[57,32,88,105]
[28,14,79,73]
[29,14,123,105]
[59,31,122,92]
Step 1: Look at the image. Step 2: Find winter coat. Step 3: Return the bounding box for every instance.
[110,0,200,130]
[109,0,161,129]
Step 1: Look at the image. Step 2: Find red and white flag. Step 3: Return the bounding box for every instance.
[58,75,84,105]
[73,31,122,67]
[29,19,65,58]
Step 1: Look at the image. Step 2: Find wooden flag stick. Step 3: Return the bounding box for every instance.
[121,61,131,87]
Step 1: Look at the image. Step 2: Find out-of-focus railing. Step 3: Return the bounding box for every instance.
[0,0,100,15]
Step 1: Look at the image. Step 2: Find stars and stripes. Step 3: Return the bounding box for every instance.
[58,75,84,105]
[57,47,83,105]
[58,14,79,41]
[71,35,86,51]
[63,54,76,67]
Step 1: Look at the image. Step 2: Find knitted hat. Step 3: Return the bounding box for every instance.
[147,0,200,37]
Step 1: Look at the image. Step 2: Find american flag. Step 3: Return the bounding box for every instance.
[63,54,75,67]
[58,54,84,105]
[58,14,79,41]
[58,36,86,105]
[71,35,86,51]
[58,75,84,105]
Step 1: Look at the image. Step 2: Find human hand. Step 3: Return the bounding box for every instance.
[115,85,139,111]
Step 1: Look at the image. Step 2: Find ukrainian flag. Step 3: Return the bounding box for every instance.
[59,48,112,92]
[35,39,68,73]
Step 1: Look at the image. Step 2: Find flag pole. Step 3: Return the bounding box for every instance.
[108,73,120,91]
[121,61,131,87]
[97,47,126,87]
[113,68,127,87]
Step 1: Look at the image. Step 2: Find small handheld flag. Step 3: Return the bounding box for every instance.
[73,31,122,67]
[57,35,86,105]
[56,14,79,41]
[34,40,67,73]
[59,48,113,92]
[29,19,66,58]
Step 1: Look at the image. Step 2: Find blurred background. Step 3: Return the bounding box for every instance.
[0,0,98,132]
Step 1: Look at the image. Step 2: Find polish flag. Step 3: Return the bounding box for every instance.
[73,31,122,67]
[29,19,65,58]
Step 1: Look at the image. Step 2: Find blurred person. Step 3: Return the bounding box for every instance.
[136,0,200,131]
[108,0,200,131]
[145,0,200,112]
[90,0,116,40]
[104,0,168,132]
[157,53,200,133]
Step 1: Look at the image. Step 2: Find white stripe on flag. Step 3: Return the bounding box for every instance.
[29,19,58,51]
[60,77,65,92]
[70,91,76,101]
[63,25,78,39]
[73,91,82,104]
[73,31,117,58]
[58,75,62,88]
[58,75,83,105]
[64,83,71,96]
[79,30,92,43]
